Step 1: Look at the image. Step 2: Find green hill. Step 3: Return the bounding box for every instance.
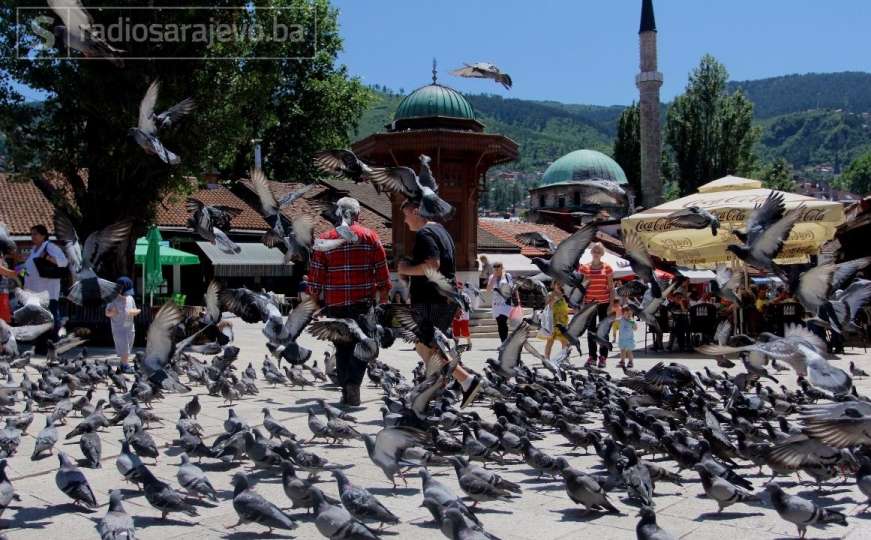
[728,71,871,119]
[354,72,871,182]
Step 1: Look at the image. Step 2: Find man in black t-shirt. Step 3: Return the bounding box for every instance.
[398,199,482,407]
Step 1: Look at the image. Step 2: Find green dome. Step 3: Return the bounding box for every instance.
[394,84,475,121]
[541,149,628,186]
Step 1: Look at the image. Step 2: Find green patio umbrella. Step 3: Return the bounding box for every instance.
[143,226,165,305]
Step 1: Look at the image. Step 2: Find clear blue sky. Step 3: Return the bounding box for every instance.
[333,0,871,106]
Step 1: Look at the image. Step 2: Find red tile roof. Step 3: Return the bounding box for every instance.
[157,185,268,231]
[0,174,56,235]
[236,179,394,247]
[318,178,392,220]
[478,219,570,256]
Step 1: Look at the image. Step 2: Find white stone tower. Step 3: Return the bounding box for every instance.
[636,0,663,207]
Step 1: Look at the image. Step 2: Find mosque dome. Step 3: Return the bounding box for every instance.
[541,149,628,186]
[394,83,475,121]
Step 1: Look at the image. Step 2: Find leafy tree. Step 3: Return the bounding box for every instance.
[0,0,369,245]
[613,102,641,198]
[665,55,759,195]
[838,152,871,195]
[759,158,797,191]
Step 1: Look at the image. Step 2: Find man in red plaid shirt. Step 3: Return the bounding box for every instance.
[308,197,390,405]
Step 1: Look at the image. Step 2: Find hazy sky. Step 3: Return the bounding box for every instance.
[333,0,871,105]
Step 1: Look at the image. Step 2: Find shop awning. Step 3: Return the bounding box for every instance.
[134,239,199,266]
[197,242,293,277]
[676,268,717,283]
[478,253,539,275]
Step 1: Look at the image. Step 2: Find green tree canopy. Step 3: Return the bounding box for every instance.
[613,102,641,198]
[838,152,871,196]
[0,0,369,241]
[758,158,797,192]
[665,54,759,195]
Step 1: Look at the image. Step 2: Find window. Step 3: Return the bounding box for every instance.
[573,191,581,207]
[558,195,566,208]
[539,194,546,207]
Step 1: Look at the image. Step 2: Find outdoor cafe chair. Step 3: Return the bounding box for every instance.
[689,302,718,346]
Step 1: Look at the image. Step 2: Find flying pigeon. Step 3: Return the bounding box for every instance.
[314,149,374,183]
[368,155,455,221]
[48,0,124,65]
[185,198,242,255]
[667,206,720,236]
[129,81,193,164]
[450,62,513,89]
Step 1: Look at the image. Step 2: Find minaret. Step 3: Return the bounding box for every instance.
[636,0,663,207]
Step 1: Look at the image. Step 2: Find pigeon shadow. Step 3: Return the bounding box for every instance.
[694,511,765,521]
[133,516,198,528]
[551,508,614,522]
[197,461,242,472]
[368,486,418,497]
[466,506,512,515]
[13,502,97,525]
[223,530,295,539]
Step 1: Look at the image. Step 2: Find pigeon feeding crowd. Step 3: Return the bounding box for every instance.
[2,2,871,539]
[2,194,871,539]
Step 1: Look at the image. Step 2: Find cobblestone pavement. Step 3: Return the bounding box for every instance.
[2,320,871,539]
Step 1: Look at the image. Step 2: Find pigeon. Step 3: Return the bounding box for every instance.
[53,210,131,305]
[308,318,378,362]
[450,62,512,89]
[281,461,339,513]
[0,460,20,519]
[0,223,16,256]
[514,231,558,254]
[185,198,242,254]
[31,416,58,459]
[251,168,315,264]
[800,401,871,447]
[55,452,97,508]
[317,398,357,422]
[442,507,500,540]
[850,361,869,378]
[765,483,847,538]
[314,149,374,183]
[856,458,871,507]
[636,506,676,540]
[448,456,518,507]
[727,204,803,276]
[139,463,199,519]
[97,489,136,540]
[363,427,427,488]
[733,191,786,245]
[621,447,654,507]
[48,0,124,65]
[367,155,455,221]
[116,439,145,488]
[333,470,400,528]
[819,279,871,335]
[183,395,201,420]
[177,453,218,501]
[140,302,189,392]
[693,464,758,512]
[529,225,596,294]
[419,468,482,526]
[262,407,297,440]
[310,487,379,540]
[79,423,102,468]
[560,463,619,513]
[667,206,719,236]
[424,268,472,312]
[230,472,297,533]
[129,81,193,164]
[623,231,662,297]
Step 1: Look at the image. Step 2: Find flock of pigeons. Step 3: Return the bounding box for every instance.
[2,187,871,539]
[4,4,869,539]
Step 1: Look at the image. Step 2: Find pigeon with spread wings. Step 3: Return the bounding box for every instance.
[667,206,719,236]
[48,0,124,66]
[313,149,374,183]
[368,155,455,221]
[185,198,241,255]
[128,81,193,165]
[450,62,513,89]
[53,210,132,306]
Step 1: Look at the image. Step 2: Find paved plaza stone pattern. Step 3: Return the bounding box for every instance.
[2,320,871,540]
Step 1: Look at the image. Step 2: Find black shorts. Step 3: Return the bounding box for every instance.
[412,303,457,344]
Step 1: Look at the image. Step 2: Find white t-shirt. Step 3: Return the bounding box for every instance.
[24,242,68,301]
[488,273,514,318]
[108,295,137,330]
